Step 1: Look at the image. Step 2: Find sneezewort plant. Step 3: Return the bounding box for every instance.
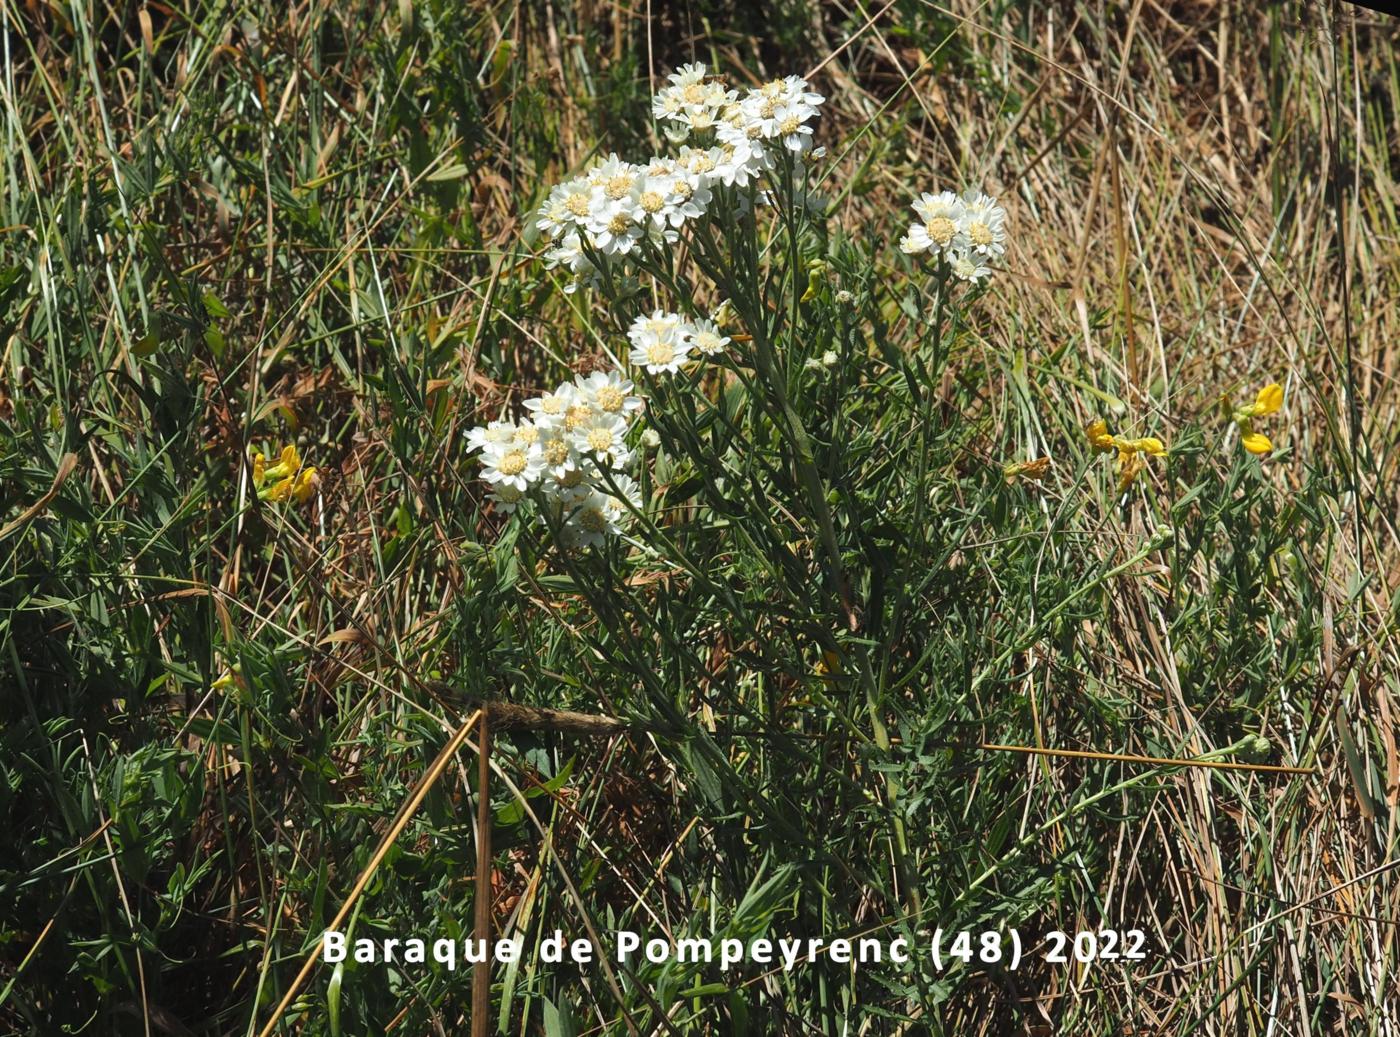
[473,66,1031,928]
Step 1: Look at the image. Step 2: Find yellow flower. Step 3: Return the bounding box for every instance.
[290,466,320,503]
[1116,451,1146,493]
[1122,436,1166,457]
[814,648,843,679]
[1240,430,1273,455]
[1085,420,1115,453]
[1088,420,1166,491]
[263,444,301,482]
[1231,383,1283,456]
[252,443,314,503]
[1250,383,1284,417]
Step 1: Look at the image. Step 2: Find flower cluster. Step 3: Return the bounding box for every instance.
[251,444,318,503]
[1230,383,1284,456]
[468,369,645,548]
[535,65,825,292]
[1086,420,1167,492]
[626,309,731,374]
[900,189,1008,282]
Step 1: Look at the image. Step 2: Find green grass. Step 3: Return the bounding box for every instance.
[2,1,1398,1034]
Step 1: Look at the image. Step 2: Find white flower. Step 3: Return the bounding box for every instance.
[950,251,992,283]
[899,224,933,255]
[714,123,771,186]
[559,394,596,434]
[562,488,622,548]
[628,311,694,373]
[586,195,644,255]
[479,440,543,492]
[601,472,643,516]
[908,191,966,256]
[651,64,737,139]
[629,334,693,374]
[667,62,708,88]
[652,88,687,121]
[537,426,580,479]
[641,428,662,448]
[523,382,578,428]
[488,482,527,514]
[689,318,730,356]
[958,190,1007,257]
[775,74,825,109]
[571,413,632,467]
[542,465,591,504]
[628,310,685,347]
[536,178,594,239]
[821,349,838,366]
[773,105,817,153]
[575,370,643,418]
[466,419,517,454]
[587,153,635,192]
[628,172,677,232]
[544,231,601,293]
[677,145,721,178]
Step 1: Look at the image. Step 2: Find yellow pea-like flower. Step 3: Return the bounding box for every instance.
[1085,420,1115,452]
[1122,436,1166,457]
[251,443,314,503]
[1252,383,1283,417]
[1116,451,1146,493]
[290,467,320,503]
[1087,420,1166,491]
[1231,383,1283,456]
[263,444,301,482]
[1240,430,1273,455]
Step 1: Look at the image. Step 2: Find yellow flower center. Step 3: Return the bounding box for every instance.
[640,191,665,213]
[559,469,584,488]
[540,395,563,414]
[513,425,538,444]
[579,507,608,533]
[595,386,624,411]
[586,428,613,452]
[564,404,592,430]
[497,450,527,476]
[968,222,992,246]
[566,192,591,217]
[682,83,706,105]
[605,174,634,199]
[646,341,676,366]
[608,212,631,234]
[545,440,570,464]
[673,179,693,199]
[696,332,721,353]
[778,115,801,135]
[927,216,956,245]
